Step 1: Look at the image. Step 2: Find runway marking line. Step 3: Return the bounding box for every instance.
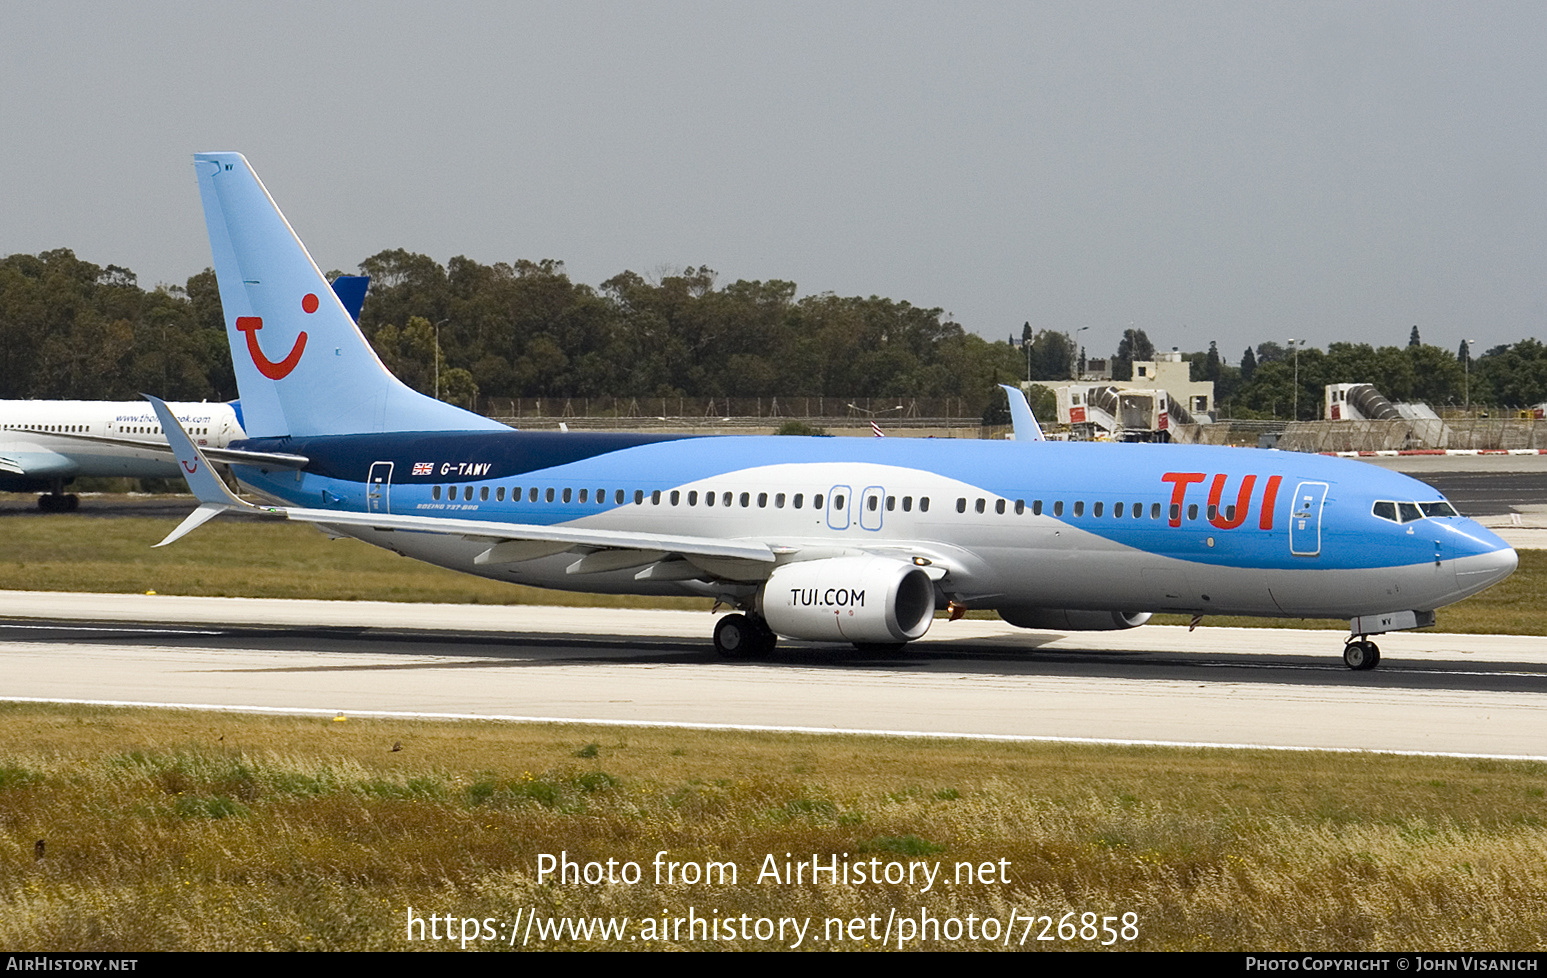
[5,696,1546,763]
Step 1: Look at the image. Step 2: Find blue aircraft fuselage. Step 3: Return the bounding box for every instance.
[228,429,1515,620]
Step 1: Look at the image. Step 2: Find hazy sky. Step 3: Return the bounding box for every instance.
[3,2,1544,362]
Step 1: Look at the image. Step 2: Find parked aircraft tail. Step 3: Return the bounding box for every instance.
[193,153,504,438]
[1000,384,1045,441]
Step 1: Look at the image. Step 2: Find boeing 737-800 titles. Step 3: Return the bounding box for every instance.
[151,153,1518,670]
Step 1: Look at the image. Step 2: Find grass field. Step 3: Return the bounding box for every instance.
[0,505,1539,634]
[2,703,1544,951]
[1,504,1541,951]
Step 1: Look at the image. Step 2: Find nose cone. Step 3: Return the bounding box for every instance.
[1451,521,1518,597]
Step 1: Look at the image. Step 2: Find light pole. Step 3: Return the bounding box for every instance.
[1287,338,1302,421]
[1075,326,1090,379]
[433,318,449,400]
[1463,338,1476,415]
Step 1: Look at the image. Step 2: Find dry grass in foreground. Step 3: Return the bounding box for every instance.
[1,704,1544,951]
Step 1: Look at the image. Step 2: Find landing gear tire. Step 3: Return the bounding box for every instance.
[37,494,78,513]
[1343,640,1381,671]
[714,614,776,659]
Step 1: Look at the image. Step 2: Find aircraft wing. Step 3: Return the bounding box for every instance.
[31,429,309,469]
[144,394,775,566]
[0,449,76,477]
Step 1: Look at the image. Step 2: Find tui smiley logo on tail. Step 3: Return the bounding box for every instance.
[235,292,318,380]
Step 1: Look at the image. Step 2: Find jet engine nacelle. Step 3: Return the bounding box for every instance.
[998,607,1153,631]
[761,556,936,644]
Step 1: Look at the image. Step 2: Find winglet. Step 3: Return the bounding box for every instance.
[144,394,270,546]
[1000,384,1045,442]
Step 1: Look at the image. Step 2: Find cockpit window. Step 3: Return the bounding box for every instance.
[1373,499,1459,523]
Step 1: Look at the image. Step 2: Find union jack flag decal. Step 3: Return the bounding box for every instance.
[412,462,433,476]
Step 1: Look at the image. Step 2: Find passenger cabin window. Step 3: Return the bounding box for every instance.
[1073,501,1084,517]
[432,486,441,500]
[956,498,967,514]
[919,497,929,512]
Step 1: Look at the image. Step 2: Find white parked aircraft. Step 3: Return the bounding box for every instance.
[0,401,244,510]
[0,275,368,510]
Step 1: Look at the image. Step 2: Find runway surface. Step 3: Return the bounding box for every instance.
[3,591,1543,759]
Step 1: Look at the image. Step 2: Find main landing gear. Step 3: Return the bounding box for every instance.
[37,493,79,512]
[713,613,778,659]
[1343,639,1381,671]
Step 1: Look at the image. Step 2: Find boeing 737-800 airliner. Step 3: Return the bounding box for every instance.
[151,153,1518,670]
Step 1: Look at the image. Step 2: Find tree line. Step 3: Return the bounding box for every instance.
[1,248,1543,421]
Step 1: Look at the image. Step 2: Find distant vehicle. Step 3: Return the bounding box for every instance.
[153,152,1517,670]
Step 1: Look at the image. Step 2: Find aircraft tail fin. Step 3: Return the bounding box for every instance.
[192,153,504,438]
[1000,384,1046,442]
